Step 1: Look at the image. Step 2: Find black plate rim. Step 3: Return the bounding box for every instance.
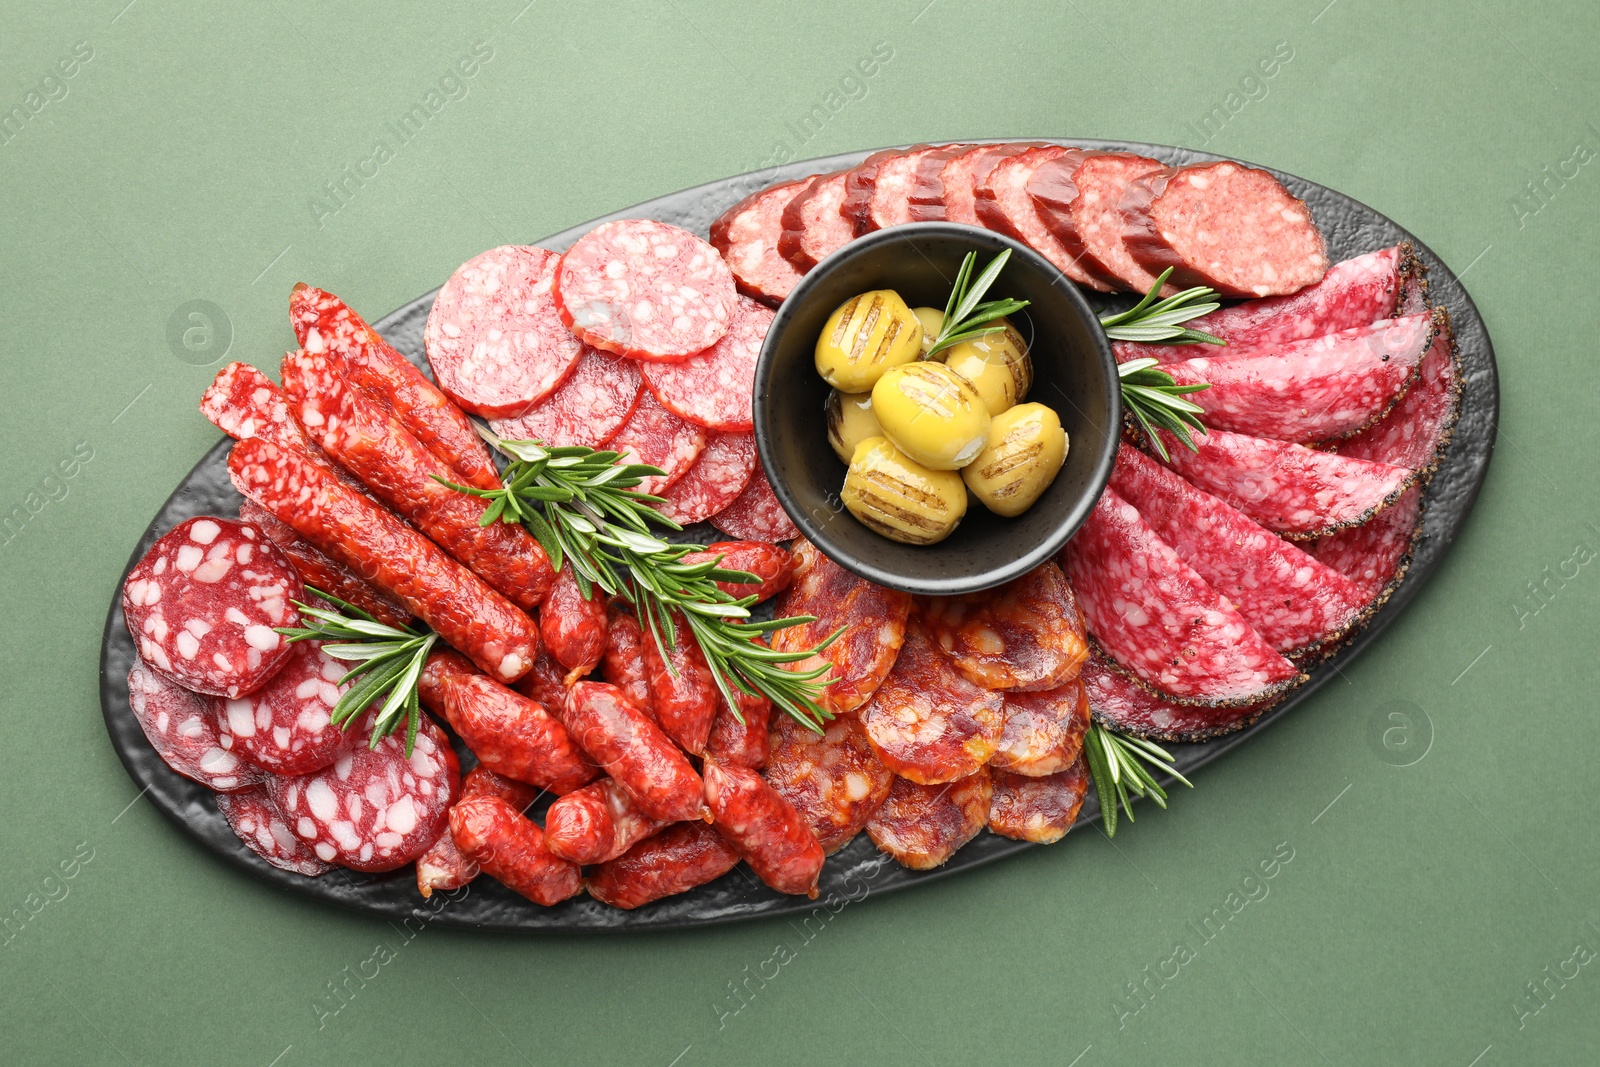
[98,137,1498,932]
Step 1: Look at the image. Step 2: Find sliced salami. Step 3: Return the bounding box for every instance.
[654,433,758,526]
[1111,444,1365,654]
[711,466,798,542]
[1061,487,1300,705]
[123,517,301,699]
[216,787,331,876]
[239,501,412,629]
[991,679,1090,778]
[1309,487,1422,607]
[771,538,912,715]
[641,296,771,432]
[1032,151,1173,295]
[933,143,1040,226]
[778,171,855,269]
[1121,161,1328,297]
[424,245,584,418]
[553,219,736,361]
[586,821,740,910]
[853,144,951,232]
[841,148,908,234]
[762,713,894,854]
[489,347,642,449]
[1113,244,1426,364]
[1162,313,1437,443]
[1025,151,1117,289]
[709,178,808,306]
[918,560,1089,692]
[606,390,708,496]
[1157,427,1414,539]
[866,770,992,870]
[269,711,459,873]
[220,640,359,776]
[126,663,263,792]
[1339,311,1460,474]
[976,145,1116,291]
[1082,648,1277,741]
[860,618,1005,785]
[987,761,1090,844]
[905,143,975,221]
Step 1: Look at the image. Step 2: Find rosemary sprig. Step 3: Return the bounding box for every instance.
[274,588,438,756]
[446,435,841,732]
[925,249,1031,359]
[1082,724,1193,838]
[1098,268,1224,345]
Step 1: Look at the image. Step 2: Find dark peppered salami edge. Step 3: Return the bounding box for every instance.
[1085,642,1288,742]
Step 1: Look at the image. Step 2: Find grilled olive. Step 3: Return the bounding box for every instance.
[826,390,884,464]
[962,403,1068,517]
[911,306,945,354]
[870,362,992,471]
[939,320,1032,416]
[814,290,924,392]
[842,437,968,545]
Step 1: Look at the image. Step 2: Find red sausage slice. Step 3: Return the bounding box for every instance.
[216,787,331,876]
[126,663,263,793]
[449,795,582,906]
[850,144,951,232]
[1081,649,1280,742]
[654,433,758,527]
[867,770,992,870]
[1338,311,1460,474]
[918,560,1089,692]
[1309,487,1422,609]
[586,822,740,910]
[991,679,1090,778]
[976,145,1116,290]
[710,467,798,543]
[709,178,808,306]
[1033,152,1173,296]
[988,760,1090,844]
[703,758,824,898]
[554,219,736,362]
[489,347,642,449]
[778,172,854,270]
[932,144,1040,226]
[123,517,301,699]
[640,296,771,432]
[220,640,360,775]
[762,713,894,854]
[424,245,585,418]
[608,390,708,496]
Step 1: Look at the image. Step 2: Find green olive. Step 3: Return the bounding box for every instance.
[870,362,992,471]
[911,306,945,354]
[814,290,924,392]
[962,403,1067,517]
[842,437,968,545]
[826,390,884,464]
[939,320,1032,416]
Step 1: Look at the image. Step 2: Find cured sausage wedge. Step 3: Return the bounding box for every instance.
[1081,649,1278,742]
[1060,487,1300,706]
[417,767,540,899]
[709,178,808,306]
[918,560,1088,692]
[976,145,1116,291]
[1120,161,1328,298]
[1338,311,1460,474]
[867,770,992,870]
[763,713,894,854]
[290,284,501,491]
[703,758,825,898]
[449,795,582,906]
[126,663,263,793]
[988,761,1090,844]
[1110,444,1365,655]
[229,438,539,684]
[607,390,708,496]
[544,777,667,866]
[1309,488,1422,609]
[562,682,709,823]
[418,651,597,795]
[587,822,740,910]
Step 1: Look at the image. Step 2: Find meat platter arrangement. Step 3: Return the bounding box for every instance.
[100,139,1496,930]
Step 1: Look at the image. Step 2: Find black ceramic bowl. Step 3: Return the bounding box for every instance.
[754,223,1120,595]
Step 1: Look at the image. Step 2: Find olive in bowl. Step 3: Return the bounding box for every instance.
[753,223,1119,596]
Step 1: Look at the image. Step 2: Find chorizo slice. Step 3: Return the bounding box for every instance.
[866,770,993,870]
[771,538,912,715]
[586,822,740,910]
[918,560,1088,692]
[991,678,1090,777]
[562,682,708,823]
[449,795,582,906]
[544,778,668,866]
[762,713,893,854]
[860,618,1004,785]
[988,760,1090,844]
[703,758,824,898]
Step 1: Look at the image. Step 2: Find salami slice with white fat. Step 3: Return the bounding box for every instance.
[654,433,757,526]
[122,517,301,699]
[1114,244,1426,364]
[1111,444,1364,655]
[931,144,1041,226]
[1121,161,1328,298]
[1157,427,1414,539]
[424,245,585,418]
[1338,311,1460,474]
[762,713,895,855]
[991,679,1090,778]
[845,145,951,233]
[126,663,263,792]
[905,143,975,221]
[867,770,992,870]
[489,346,642,449]
[608,390,708,495]
[988,761,1089,844]
[1061,488,1300,705]
[778,171,855,269]
[554,219,736,361]
[269,711,459,873]
[918,560,1089,692]
[710,466,798,543]
[216,787,332,876]
[1309,487,1422,607]
[220,640,361,776]
[641,297,771,432]
[1082,648,1278,742]
[1162,313,1438,443]
[1032,152,1174,295]
[709,178,808,306]
[976,145,1117,291]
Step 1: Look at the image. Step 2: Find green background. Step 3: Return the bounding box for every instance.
[2,1,1595,1063]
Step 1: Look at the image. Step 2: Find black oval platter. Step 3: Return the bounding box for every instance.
[99,139,1498,932]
